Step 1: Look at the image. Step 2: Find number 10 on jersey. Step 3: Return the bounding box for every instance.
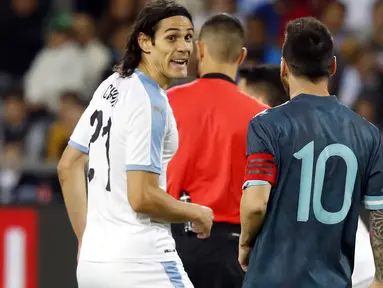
[293,141,358,225]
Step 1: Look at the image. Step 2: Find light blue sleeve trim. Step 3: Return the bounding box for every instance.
[68,139,88,154]
[126,164,161,175]
[363,195,383,210]
[160,261,185,288]
[137,71,167,171]
[242,180,270,190]
[365,203,383,210]
[364,195,383,201]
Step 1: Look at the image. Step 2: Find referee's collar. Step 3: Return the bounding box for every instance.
[201,73,236,85]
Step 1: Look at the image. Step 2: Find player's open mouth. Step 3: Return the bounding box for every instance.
[170,59,188,68]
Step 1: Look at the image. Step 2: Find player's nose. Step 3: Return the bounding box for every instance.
[175,40,192,53]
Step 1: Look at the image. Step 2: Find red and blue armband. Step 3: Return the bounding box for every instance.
[243,153,277,189]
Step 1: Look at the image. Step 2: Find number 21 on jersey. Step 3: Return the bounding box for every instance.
[293,141,358,225]
[89,110,112,192]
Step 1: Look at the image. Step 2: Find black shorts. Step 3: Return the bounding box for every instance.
[172,222,244,288]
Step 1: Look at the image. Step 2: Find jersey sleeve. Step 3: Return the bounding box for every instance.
[125,94,166,175]
[363,135,383,210]
[68,100,95,154]
[243,117,277,189]
[68,81,107,154]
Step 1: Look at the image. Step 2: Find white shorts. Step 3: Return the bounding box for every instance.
[352,277,373,288]
[77,259,194,288]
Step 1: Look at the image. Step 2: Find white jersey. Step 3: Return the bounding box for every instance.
[69,70,179,263]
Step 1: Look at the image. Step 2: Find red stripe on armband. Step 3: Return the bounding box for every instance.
[244,153,277,186]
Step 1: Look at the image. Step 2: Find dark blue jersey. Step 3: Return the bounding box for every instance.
[242,94,383,288]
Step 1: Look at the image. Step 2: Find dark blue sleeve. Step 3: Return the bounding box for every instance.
[246,117,275,157]
[363,135,383,210]
[244,117,278,188]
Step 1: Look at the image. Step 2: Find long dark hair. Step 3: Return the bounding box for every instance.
[113,0,192,78]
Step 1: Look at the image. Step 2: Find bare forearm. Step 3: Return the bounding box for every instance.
[59,166,87,242]
[240,199,266,246]
[370,209,383,283]
[140,187,201,224]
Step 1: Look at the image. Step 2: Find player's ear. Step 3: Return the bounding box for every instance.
[195,41,204,61]
[137,32,152,54]
[238,77,247,91]
[280,57,288,78]
[238,47,247,66]
[330,56,337,77]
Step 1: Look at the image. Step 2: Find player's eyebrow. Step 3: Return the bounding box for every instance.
[164,28,194,33]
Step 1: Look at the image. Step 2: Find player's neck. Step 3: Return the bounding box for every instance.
[138,62,170,90]
[289,77,330,99]
[199,63,237,83]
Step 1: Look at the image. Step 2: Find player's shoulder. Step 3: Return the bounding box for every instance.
[250,100,290,124]
[131,71,170,116]
[97,72,141,95]
[329,99,381,149]
[108,70,166,110]
[356,115,381,145]
[237,90,270,110]
[167,79,199,98]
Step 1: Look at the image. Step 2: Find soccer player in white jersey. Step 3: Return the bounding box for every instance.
[57,1,214,287]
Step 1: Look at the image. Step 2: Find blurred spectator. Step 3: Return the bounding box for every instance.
[98,0,136,43]
[0,141,24,203]
[0,138,54,204]
[0,0,48,94]
[252,0,311,46]
[241,48,263,68]
[73,13,111,96]
[45,91,85,161]
[75,0,106,19]
[354,77,383,130]
[0,86,52,204]
[24,14,87,112]
[354,97,377,124]
[176,0,205,16]
[245,15,281,64]
[369,0,383,69]
[103,24,132,79]
[337,43,379,108]
[238,64,288,106]
[342,0,375,37]
[0,87,47,162]
[320,0,349,52]
[192,0,245,32]
[237,0,272,16]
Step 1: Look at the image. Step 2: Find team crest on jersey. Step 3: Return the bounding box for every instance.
[102,84,119,107]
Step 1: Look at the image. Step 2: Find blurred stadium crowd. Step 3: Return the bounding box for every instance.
[1,0,383,205]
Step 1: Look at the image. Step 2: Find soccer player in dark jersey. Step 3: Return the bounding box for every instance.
[238,17,383,288]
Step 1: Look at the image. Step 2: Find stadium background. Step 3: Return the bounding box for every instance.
[0,0,381,287]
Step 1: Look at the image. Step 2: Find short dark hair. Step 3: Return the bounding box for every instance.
[239,64,289,107]
[114,0,192,78]
[199,13,245,63]
[282,17,334,82]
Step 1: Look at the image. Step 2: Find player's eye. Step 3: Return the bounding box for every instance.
[167,35,176,42]
[185,34,193,42]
